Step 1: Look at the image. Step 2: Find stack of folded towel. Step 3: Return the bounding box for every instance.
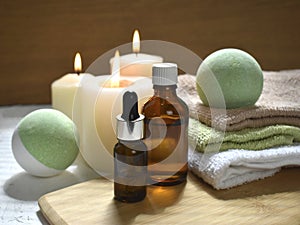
[178,70,300,189]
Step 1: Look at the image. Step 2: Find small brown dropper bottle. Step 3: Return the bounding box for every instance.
[142,63,189,186]
[114,91,147,203]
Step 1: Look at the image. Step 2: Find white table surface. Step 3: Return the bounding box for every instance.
[0,105,100,225]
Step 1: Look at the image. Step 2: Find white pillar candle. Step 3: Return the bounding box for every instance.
[51,74,81,119]
[73,50,153,177]
[51,53,90,119]
[73,74,153,177]
[109,30,163,77]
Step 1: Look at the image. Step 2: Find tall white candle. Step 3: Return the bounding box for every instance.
[110,30,163,77]
[51,53,89,119]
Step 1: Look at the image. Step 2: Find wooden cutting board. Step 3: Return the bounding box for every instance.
[38,168,300,225]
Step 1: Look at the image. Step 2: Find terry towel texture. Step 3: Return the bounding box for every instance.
[189,118,300,152]
[178,70,300,189]
[188,146,300,189]
[178,70,300,131]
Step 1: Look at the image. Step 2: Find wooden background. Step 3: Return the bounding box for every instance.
[0,0,300,105]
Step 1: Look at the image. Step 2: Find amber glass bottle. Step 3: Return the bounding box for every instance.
[114,91,147,203]
[142,63,189,186]
[114,140,147,202]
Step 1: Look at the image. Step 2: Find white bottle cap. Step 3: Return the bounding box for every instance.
[152,63,178,86]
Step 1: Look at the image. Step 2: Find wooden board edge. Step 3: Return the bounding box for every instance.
[38,195,67,225]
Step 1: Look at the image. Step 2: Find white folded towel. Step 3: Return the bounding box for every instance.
[188,144,300,189]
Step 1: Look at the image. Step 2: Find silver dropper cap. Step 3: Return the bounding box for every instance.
[116,91,144,141]
[116,115,144,141]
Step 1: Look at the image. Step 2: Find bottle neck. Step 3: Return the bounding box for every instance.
[153,85,177,98]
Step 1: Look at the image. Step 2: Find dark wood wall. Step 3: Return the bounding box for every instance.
[1,0,300,105]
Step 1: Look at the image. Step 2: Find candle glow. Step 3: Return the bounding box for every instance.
[132,30,140,54]
[74,52,82,73]
[109,29,163,77]
[110,50,121,88]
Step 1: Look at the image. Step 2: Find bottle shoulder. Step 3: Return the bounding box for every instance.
[142,95,189,119]
[114,140,147,153]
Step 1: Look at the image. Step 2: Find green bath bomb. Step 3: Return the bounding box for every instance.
[196,48,263,109]
[12,109,79,177]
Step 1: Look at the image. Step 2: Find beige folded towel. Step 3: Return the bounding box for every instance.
[178,70,300,131]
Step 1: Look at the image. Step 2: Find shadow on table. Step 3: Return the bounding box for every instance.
[3,171,80,201]
[36,210,51,225]
[3,153,100,201]
[190,167,300,200]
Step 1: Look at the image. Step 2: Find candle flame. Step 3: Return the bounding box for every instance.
[74,52,82,73]
[111,50,120,87]
[132,29,140,54]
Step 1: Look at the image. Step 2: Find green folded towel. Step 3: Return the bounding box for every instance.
[189,118,300,152]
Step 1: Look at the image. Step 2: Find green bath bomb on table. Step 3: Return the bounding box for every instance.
[12,109,79,177]
[196,48,263,109]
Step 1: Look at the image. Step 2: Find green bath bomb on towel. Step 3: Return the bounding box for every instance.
[196,48,263,109]
[12,109,79,177]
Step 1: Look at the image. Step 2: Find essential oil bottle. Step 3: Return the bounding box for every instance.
[142,63,189,186]
[114,91,147,203]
